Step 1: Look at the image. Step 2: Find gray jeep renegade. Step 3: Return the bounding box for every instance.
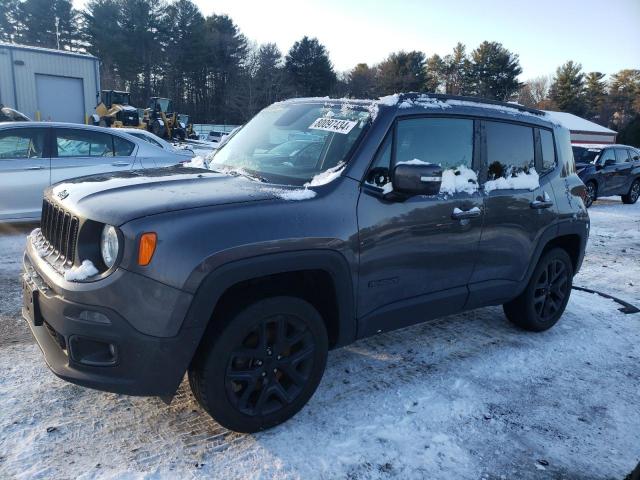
[23,94,589,432]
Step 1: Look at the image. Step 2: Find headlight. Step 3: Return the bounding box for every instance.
[100,225,119,268]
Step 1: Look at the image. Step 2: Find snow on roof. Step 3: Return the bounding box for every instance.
[542,111,615,134]
[0,41,98,60]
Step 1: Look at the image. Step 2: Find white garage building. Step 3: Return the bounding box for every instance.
[0,42,100,124]
[543,110,617,145]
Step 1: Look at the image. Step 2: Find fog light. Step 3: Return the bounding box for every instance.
[69,336,118,366]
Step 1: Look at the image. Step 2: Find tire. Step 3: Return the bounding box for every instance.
[503,248,573,332]
[584,181,596,208]
[189,296,328,433]
[621,179,640,204]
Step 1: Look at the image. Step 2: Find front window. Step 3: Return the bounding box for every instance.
[210,102,371,185]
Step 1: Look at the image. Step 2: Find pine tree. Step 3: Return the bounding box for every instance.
[376,50,426,95]
[470,41,522,100]
[348,63,377,98]
[0,0,20,42]
[549,61,585,115]
[254,43,285,107]
[424,54,445,92]
[583,72,607,121]
[285,36,336,97]
[608,69,640,127]
[444,42,472,95]
[13,0,81,50]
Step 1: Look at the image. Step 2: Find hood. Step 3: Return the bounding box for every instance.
[46,166,290,225]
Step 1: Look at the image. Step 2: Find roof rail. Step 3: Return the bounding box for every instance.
[399,93,545,116]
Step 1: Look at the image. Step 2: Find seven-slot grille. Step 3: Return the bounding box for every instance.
[40,199,79,263]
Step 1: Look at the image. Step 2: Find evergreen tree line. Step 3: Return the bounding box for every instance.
[1,0,638,144]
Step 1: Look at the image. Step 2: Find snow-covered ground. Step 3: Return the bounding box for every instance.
[0,199,639,479]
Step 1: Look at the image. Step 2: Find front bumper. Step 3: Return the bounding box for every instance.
[22,241,202,397]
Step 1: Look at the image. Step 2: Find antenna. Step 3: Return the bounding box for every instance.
[55,17,60,50]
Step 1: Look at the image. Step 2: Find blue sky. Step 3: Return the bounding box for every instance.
[74,0,640,79]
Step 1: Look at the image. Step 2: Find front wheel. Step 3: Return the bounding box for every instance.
[622,179,640,204]
[189,296,328,432]
[584,181,596,208]
[503,248,573,332]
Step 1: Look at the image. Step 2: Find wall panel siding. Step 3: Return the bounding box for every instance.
[0,43,99,123]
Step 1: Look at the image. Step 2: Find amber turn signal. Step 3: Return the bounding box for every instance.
[138,232,157,266]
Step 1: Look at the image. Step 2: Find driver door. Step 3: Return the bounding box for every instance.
[356,117,483,337]
[595,148,617,196]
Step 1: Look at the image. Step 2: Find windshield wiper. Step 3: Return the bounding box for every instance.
[222,167,268,183]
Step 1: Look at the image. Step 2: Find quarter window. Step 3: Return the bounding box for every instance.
[485,121,534,180]
[540,129,556,173]
[114,136,135,156]
[395,117,473,169]
[0,129,45,159]
[56,129,114,157]
[365,133,392,187]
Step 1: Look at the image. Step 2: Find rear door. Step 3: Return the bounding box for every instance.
[51,128,136,184]
[0,127,50,220]
[612,148,633,193]
[469,120,554,303]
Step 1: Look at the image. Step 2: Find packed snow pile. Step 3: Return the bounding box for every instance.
[397,159,431,166]
[305,162,345,187]
[64,260,98,282]
[440,165,479,195]
[484,168,540,193]
[265,187,317,201]
[182,155,208,169]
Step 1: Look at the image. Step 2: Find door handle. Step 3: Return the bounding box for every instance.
[451,206,482,220]
[25,166,44,170]
[530,191,554,209]
[111,162,129,167]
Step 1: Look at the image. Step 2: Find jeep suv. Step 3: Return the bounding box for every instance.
[573,144,640,207]
[23,94,589,432]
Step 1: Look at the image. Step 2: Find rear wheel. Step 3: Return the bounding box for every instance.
[503,248,573,332]
[584,181,597,208]
[622,179,640,204]
[189,296,328,432]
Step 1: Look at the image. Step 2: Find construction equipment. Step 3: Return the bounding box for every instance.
[92,90,143,129]
[145,97,188,141]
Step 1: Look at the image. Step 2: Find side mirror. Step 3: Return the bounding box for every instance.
[392,162,442,196]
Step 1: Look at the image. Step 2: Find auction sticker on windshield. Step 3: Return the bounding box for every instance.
[309,117,358,134]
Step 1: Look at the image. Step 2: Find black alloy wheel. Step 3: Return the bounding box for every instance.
[503,248,573,332]
[584,181,596,208]
[188,296,328,432]
[225,313,316,417]
[532,258,570,324]
[622,180,640,204]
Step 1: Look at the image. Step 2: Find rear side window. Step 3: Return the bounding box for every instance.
[540,129,556,174]
[615,148,630,163]
[0,128,46,159]
[395,117,473,169]
[56,129,114,157]
[114,136,135,156]
[485,121,534,180]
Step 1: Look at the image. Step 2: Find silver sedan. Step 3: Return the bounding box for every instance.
[0,122,193,222]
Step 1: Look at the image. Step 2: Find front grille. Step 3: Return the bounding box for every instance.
[40,199,79,264]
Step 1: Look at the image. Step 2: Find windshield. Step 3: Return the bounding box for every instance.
[210,102,370,185]
[110,92,130,105]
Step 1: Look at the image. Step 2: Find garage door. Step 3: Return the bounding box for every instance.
[35,74,85,123]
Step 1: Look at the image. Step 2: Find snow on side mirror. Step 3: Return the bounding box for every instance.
[392,162,442,197]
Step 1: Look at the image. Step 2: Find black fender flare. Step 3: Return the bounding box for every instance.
[181,250,357,354]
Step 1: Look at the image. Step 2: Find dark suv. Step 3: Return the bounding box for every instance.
[23,94,589,432]
[573,144,640,207]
